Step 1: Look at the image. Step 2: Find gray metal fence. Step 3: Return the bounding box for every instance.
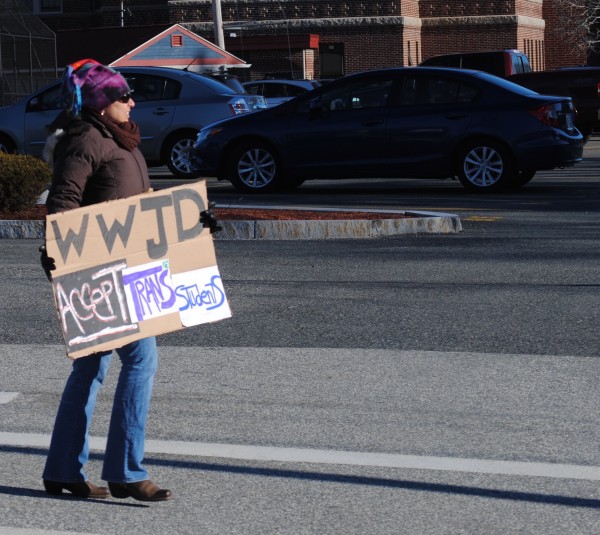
[0,0,57,107]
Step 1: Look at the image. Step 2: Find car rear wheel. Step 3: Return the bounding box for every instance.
[163,130,199,178]
[227,141,281,193]
[456,140,515,192]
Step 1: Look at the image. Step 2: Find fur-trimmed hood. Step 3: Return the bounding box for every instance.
[42,129,65,169]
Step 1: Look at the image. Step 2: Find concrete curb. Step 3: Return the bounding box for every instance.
[0,207,462,240]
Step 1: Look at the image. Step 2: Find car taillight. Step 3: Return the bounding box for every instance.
[528,103,561,128]
[597,82,600,97]
[228,97,251,115]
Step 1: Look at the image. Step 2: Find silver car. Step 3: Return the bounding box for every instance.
[0,66,267,178]
[242,79,321,106]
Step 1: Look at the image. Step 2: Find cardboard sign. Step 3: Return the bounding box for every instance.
[45,181,231,359]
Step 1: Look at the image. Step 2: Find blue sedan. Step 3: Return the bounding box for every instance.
[192,67,584,192]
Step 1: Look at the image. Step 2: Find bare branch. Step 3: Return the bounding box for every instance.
[550,0,600,54]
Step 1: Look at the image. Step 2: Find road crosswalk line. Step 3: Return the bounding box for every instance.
[1,431,598,481]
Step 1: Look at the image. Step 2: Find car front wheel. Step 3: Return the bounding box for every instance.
[163,130,199,178]
[456,140,515,192]
[510,169,536,188]
[227,141,281,193]
[0,135,16,154]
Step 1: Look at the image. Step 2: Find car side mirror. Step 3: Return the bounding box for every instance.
[26,97,42,112]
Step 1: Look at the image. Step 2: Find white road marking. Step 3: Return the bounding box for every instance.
[1,431,598,481]
[0,392,18,404]
[0,529,97,535]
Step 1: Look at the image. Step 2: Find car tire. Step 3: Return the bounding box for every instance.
[0,135,16,154]
[227,141,281,193]
[510,169,536,188]
[276,177,305,191]
[456,139,515,192]
[163,130,199,178]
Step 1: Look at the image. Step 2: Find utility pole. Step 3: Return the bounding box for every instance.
[212,0,225,50]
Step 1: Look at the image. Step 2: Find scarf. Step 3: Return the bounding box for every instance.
[87,110,141,151]
[98,114,141,152]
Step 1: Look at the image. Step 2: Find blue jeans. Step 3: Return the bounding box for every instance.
[43,337,158,484]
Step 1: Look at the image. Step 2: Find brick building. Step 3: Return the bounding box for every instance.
[26,0,590,81]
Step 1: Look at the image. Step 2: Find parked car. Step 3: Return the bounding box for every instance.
[420,50,532,77]
[205,72,247,94]
[0,66,267,178]
[192,67,583,193]
[242,79,321,106]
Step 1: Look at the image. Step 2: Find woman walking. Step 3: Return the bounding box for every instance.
[40,59,171,502]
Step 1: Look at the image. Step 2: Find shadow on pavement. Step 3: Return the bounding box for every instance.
[2,446,597,510]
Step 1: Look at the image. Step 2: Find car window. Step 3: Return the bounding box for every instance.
[26,84,61,112]
[245,83,307,99]
[207,74,246,93]
[263,84,289,98]
[318,79,392,111]
[424,53,508,77]
[122,74,180,101]
[422,56,458,67]
[394,76,479,105]
[285,84,308,97]
[264,84,307,98]
[512,54,531,74]
[461,54,505,74]
[243,83,261,96]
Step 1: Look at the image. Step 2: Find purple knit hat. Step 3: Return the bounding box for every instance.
[60,59,130,116]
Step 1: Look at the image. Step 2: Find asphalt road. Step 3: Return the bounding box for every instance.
[0,139,599,534]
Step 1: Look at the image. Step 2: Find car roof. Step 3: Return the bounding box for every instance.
[422,49,526,59]
[114,66,239,94]
[277,66,545,102]
[307,66,477,82]
[326,65,515,80]
[114,66,192,74]
[243,79,319,86]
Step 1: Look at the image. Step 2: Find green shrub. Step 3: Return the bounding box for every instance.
[0,153,51,213]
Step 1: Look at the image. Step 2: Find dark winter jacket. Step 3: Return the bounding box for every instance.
[45,113,150,215]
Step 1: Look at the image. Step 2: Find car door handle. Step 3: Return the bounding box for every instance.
[361,120,384,126]
[152,108,171,116]
[446,113,469,120]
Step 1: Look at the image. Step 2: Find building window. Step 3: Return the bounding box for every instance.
[319,43,344,78]
[171,35,183,47]
[34,0,63,13]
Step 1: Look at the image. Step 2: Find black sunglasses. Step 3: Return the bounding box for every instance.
[118,93,132,103]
